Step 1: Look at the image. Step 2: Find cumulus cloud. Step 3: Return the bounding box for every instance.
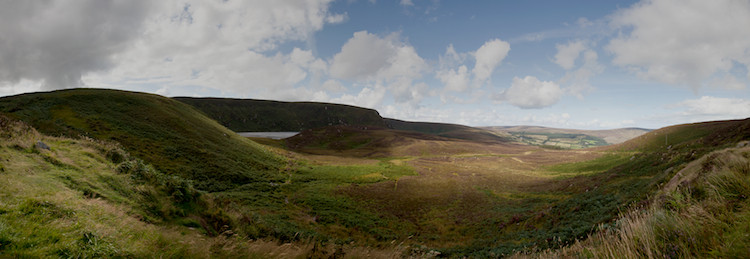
[472,39,510,86]
[674,96,750,118]
[552,40,603,98]
[330,31,426,82]
[436,40,510,93]
[81,0,342,101]
[0,1,152,89]
[496,76,563,109]
[607,0,750,90]
[554,40,586,70]
[331,85,388,109]
[329,31,428,105]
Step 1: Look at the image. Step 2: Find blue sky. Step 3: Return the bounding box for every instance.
[1,0,749,129]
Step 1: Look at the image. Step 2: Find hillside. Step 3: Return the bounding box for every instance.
[485,125,650,145]
[0,89,283,192]
[4,88,750,257]
[285,125,522,157]
[0,115,239,257]
[616,118,750,152]
[174,97,387,132]
[385,118,509,143]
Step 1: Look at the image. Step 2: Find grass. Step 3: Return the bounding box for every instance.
[0,114,422,258]
[526,146,750,258]
[509,131,609,149]
[4,88,750,257]
[0,89,284,192]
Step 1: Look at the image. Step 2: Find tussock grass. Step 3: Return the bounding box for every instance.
[522,146,750,258]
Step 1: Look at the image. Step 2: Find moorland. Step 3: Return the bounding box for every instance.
[1,88,749,258]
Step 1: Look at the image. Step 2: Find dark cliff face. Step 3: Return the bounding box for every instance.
[174,97,387,132]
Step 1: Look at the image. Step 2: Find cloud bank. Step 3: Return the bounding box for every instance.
[0,1,152,89]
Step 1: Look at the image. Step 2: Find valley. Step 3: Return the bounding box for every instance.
[1,89,749,258]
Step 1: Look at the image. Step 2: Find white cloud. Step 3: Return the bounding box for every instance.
[400,0,414,6]
[436,40,510,93]
[674,96,750,118]
[79,0,342,100]
[329,30,428,106]
[607,0,750,90]
[472,39,510,86]
[560,49,603,98]
[496,76,563,109]
[331,85,387,109]
[0,1,152,90]
[329,31,426,82]
[436,65,470,92]
[554,40,586,70]
[709,74,746,90]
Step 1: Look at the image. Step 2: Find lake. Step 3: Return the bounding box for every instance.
[237,132,299,139]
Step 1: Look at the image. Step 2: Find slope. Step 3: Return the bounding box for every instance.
[616,117,750,152]
[0,89,283,192]
[174,97,387,132]
[384,118,509,143]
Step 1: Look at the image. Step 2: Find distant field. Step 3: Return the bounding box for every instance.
[485,125,650,149]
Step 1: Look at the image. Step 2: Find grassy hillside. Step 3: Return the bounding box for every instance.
[0,114,413,258]
[385,118,508,142]
[174,97,387,132]
[0,115,236,257]
[532,144,750,258]
[0,89,283,192]
[617,118,750,152]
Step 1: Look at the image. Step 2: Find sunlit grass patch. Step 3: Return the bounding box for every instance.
[545,152,633,178]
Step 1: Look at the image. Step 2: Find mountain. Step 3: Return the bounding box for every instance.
[174,97,387,132]
[0,89,283,191]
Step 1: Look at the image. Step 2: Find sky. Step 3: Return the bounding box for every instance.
[1,0,750,130]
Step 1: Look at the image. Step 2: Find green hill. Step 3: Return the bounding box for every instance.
[174,97,387,132]
[384,118,508,142]
[617,118,750,152]
[0,89,283,192]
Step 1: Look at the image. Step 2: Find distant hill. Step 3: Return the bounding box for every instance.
[0,89,283,191]
[174,97,387,132]
[384,118,509,143]
[485,126,651,148]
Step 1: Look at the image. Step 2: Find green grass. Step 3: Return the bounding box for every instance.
[0,115,256,257]
[509,131,608,149]
[0,89,284,192]
[546,153,633,177]
[532,145,750,258]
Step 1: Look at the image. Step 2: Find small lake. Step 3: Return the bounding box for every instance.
[237,132,299,139]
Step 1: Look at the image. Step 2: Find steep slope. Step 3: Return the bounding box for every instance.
[536,144,750,258]
[0,89,283,191]
[0,115,233,257]
[174,97,387,132]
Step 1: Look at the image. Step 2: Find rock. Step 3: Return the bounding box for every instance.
[35,141,50,150]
